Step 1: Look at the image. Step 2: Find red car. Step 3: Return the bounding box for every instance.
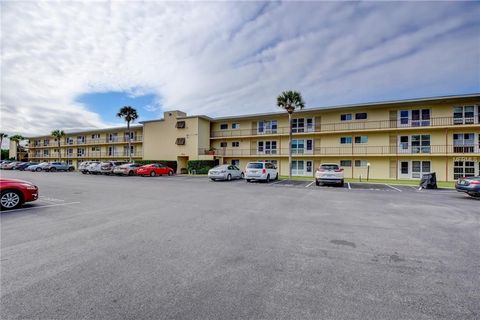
[0,179,39,210]
[137,164,175,177]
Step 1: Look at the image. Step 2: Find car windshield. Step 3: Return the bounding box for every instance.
[321,164,339,170]
[212,165,227,170]
[247,163,263,169]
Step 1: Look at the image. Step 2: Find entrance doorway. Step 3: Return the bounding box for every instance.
[177,156,189,174]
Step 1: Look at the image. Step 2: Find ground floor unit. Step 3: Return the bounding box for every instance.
[219,156,480,181]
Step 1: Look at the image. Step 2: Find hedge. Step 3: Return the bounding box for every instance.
[187,160,219,174]
[135,160,177,172]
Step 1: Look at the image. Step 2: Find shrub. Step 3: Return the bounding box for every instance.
[187,160,219,174]
[135,160,177,172]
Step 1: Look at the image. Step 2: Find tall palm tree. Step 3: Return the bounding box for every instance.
[9,134,24,160]
[51,130,65,160]
[277,91,305,180]
[117,106,139,162]
[0,133,7,158]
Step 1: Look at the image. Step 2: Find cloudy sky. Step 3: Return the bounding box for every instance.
[1,1,479,140]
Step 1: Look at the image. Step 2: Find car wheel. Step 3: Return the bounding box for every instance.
[150,171,156,177]
[68,167,74,172]
[315,180,320,186]
[240,172,244,179]
[36,167,42,172]
[227,174,232,181]
[246,179,251,183]
[210,178,216,181]
[128,171,134,176]
[275,173,279,180]
[1,190,22,210]
[81,171,87,174]
[467,192,480,198]
[168,171,173,176]
[339,180,345,187]
[50,167,56,172]
[266,174,270,183]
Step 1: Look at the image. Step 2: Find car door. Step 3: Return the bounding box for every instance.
[228,165,238,178]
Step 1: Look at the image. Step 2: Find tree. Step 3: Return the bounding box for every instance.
[0,133,7,159]
[116,106,139,162]
[51,130,66,159]
[276,91,305,180]
[9,135,24,160]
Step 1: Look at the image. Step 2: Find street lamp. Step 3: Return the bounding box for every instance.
[367,162,371,181]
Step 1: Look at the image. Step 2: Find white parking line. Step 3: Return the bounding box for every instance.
[3,202,81,213]
[271,180,284,185]
[305,181,315,188]
[347,182,351,190]
[386,184,402,192]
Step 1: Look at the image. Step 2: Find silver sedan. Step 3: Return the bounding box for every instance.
[208,165,244,181]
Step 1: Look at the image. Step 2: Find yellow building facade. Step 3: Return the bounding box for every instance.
[27,126,143,167]
[25,94,479,181]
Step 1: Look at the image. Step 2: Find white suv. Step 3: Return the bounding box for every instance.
[245,162,278,183]
[315,163,344,187]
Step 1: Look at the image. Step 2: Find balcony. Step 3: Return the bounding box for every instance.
[29,136,143,148]
[200,145,480,157]
[211,116,479,138]
[29,151,143,159]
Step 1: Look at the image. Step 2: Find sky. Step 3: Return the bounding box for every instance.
[1,1,479,144]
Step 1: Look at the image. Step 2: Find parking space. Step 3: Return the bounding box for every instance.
[1,170,478,320]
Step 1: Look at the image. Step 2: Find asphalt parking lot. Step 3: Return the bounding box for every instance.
[1,171,479,320]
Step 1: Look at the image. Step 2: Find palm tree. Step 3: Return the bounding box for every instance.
[51,130,65,160]
[0,133,7,159]
[117,106,139,162]
[277,91,305,180]
[9,135,24,160]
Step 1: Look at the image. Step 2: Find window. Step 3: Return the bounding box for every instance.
[411,109,430,126]
[232,123,240,129]
[124,145,134,156]
[411,135,430,153]
[340,137,352,144]
[400,110,409,125]
[292,118,305,133]
[401,161,409,174]
[291,160,305,176]
[453,133,475,153]
[175,138,186,145]
[341,114,352,121]
[43,139,49,146]
[340,160,352,167]
[66,138,74,145]
[220,124,228,130]
[454,106,477,125]
[258,141,277,154]
[412,161,431,179]
[231,159,240,166]
[291,139,305,154]
[355,160,368,167]
[355,113,367,120]
[67,148,73,155]
[77,136,86,144]
[43,149,49,156]
[257,120,277,134]
[77,148,85,157]
[454,161,476,179]
[108,133,118,142]
[400,136,409,150]
[91,147,100,152]
[232,141,240,147]
[220,142,227,148]
[354,136,368,144]
[306,118,314,132]
[91,133,100,140]
[176,121,186,128]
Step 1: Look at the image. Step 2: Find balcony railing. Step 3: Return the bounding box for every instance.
[29,151,143,159]
[211,116,480,138]
[29,136,143,148]
[199,145,480,156]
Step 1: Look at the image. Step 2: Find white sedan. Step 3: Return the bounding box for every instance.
[208,165,244,181]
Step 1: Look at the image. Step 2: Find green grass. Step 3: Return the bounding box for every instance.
[278,175,455,188]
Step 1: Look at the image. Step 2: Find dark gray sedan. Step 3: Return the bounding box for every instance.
[455,176,480,198]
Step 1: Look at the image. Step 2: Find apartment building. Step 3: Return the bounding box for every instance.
[23,94,479,181]
[208,94,480,181]
[27,126,143,167]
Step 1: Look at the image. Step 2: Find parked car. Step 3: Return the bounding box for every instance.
[14,162,39,171]
[1,161,18,170]
[113,163,142,176]
[87,162,102,174]
[79,161,98,174]
[12,162,27,170]
[137,163,175,177]
[100,161,128,175]
[25,162,50,172]
[0,161,14,169]
[208,164,244,181]
[245,162,278,182]
[455,176,480,198]
[0,178,38,210]
[315,163,344,187]
[44,162,75,172]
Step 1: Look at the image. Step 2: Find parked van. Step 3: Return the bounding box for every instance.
[245,162,278,183]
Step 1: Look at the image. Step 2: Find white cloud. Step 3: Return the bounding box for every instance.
[0,1,479,139]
